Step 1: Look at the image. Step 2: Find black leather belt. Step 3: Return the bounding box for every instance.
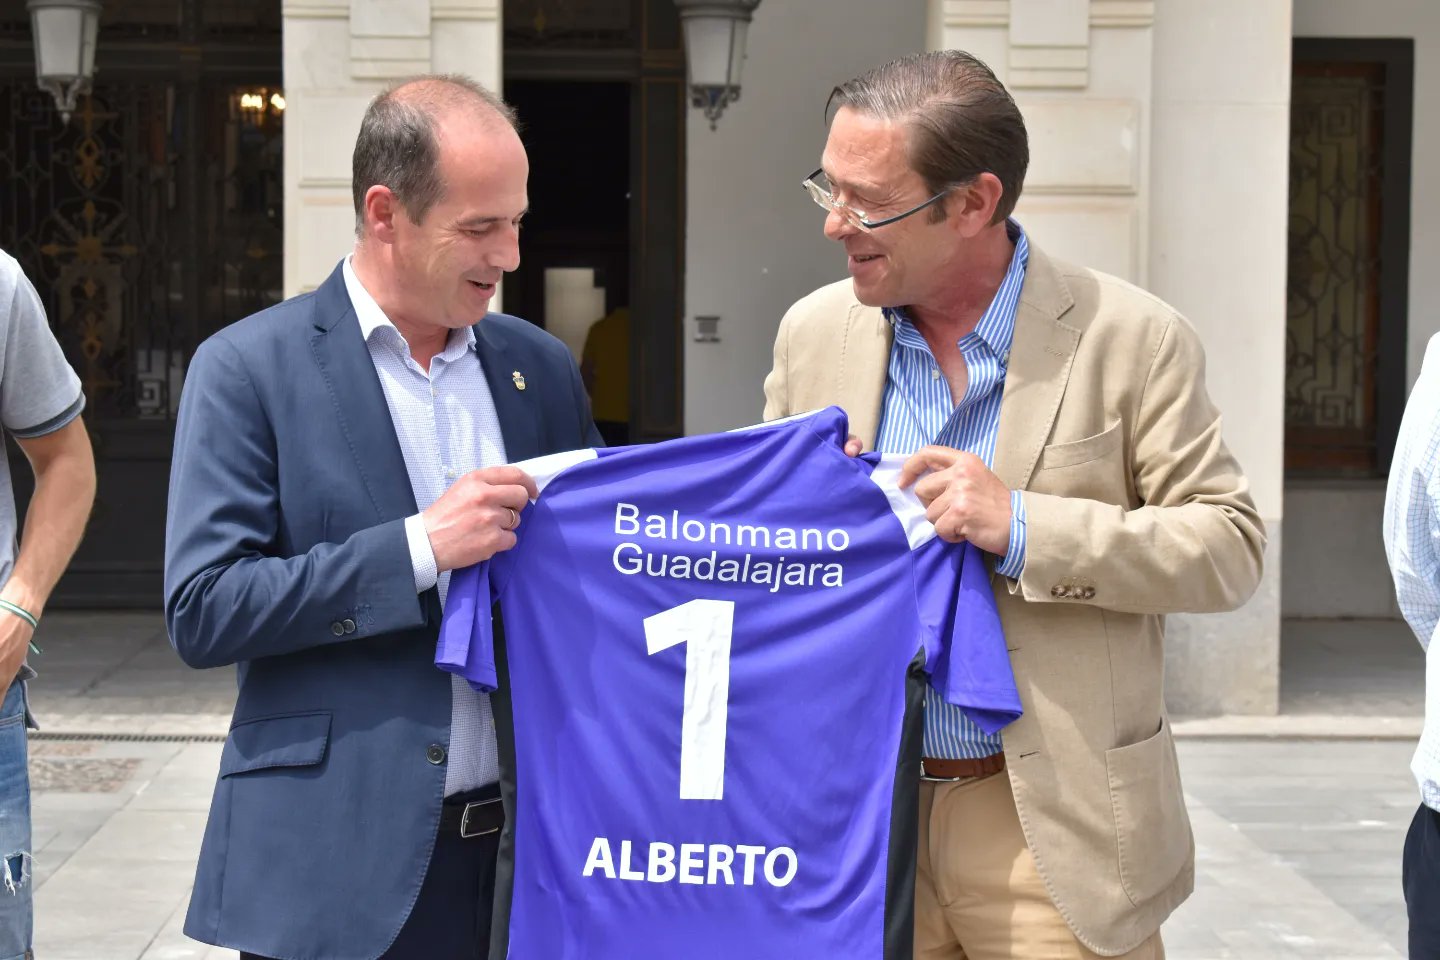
[439,794,505,839]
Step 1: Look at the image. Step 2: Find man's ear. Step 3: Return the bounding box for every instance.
[364,185,401,242]
[950,173,1005,239]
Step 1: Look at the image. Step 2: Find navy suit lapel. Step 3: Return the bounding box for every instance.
[308,263,420,523]
[476,316,542,464]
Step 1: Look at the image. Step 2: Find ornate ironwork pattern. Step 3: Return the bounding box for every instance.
[1286,64,1386,470]
[0,84,170,417]
[0,80,283,421]
[505,0,635,49]
[0,0,284,604]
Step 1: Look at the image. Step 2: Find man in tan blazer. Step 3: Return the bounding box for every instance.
[765,52,1265,960]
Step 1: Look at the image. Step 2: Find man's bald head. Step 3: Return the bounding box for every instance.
[351,74,518,234]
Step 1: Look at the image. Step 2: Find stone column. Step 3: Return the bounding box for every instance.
[932,0,1154,284]
[1148,0,1289,715]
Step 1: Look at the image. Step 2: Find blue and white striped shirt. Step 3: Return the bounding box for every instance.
[875,220,1028,761]
[1383,332,1440,812]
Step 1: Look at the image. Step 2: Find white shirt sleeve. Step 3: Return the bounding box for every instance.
[404,513,439,594]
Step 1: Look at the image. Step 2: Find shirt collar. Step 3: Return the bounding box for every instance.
[342,255,477,356]
[886,218,1030,360]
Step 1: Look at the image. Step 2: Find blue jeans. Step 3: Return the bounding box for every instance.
[0,676,32,960]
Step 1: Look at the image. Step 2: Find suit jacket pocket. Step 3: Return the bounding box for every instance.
[220,711,332,777]
[1105,716,1193,906]
[1037,419,1123,470]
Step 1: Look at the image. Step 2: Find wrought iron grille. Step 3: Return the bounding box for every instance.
[1,84,178,419]
[0,80,282,422]
[1286,63,1386,472]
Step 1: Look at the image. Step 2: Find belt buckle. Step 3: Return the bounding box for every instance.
[920,758,986,783]
[459,798,501,838]
[919,767,967,783]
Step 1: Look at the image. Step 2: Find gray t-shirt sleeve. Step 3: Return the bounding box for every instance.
[1,257,84,438]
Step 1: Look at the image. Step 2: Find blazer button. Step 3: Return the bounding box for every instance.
[1082,587,1096,600]
[342,619,357,634]
[330,621,345,636]
[426,744,447,765]
[1051,585,1068,599]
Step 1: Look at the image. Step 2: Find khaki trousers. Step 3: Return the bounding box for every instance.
[916,771,1165,960]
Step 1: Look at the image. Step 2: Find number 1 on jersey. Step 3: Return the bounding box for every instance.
[643,599,734,801]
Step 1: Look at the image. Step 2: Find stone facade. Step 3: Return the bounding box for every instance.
[277,0,1440,716]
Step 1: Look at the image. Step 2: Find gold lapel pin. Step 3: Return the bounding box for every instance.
[512,370,526,391]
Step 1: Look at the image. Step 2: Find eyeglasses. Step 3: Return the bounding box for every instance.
[801,168,951,232]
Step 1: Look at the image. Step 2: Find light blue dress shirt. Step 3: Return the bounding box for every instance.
[1384,331,1440,811]
[343,257,506,795]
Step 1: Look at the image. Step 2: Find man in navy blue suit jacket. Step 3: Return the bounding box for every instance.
[164,75,601,959]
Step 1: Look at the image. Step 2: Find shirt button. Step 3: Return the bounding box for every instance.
[426,744,447,765]
[930,368,941,380]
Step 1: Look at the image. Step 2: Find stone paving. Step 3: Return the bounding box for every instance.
[22,612,1431,959]
[1170,739,1413,959]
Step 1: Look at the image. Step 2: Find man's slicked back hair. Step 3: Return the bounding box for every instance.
[827,51,1028,224]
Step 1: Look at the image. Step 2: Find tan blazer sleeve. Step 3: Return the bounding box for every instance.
[1017,316,1266,615]
[762,307,792,422]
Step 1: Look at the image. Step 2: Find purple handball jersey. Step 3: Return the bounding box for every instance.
[438,407,1021,960]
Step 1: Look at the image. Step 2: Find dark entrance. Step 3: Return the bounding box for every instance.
[0,1,283,605]
[503,0,686,445]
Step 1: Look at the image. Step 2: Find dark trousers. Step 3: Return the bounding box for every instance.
[243,790,501,960]
[1406,803,1440,960]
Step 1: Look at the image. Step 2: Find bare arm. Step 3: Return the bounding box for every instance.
[7,416,95,613]
[0,416,96,684]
